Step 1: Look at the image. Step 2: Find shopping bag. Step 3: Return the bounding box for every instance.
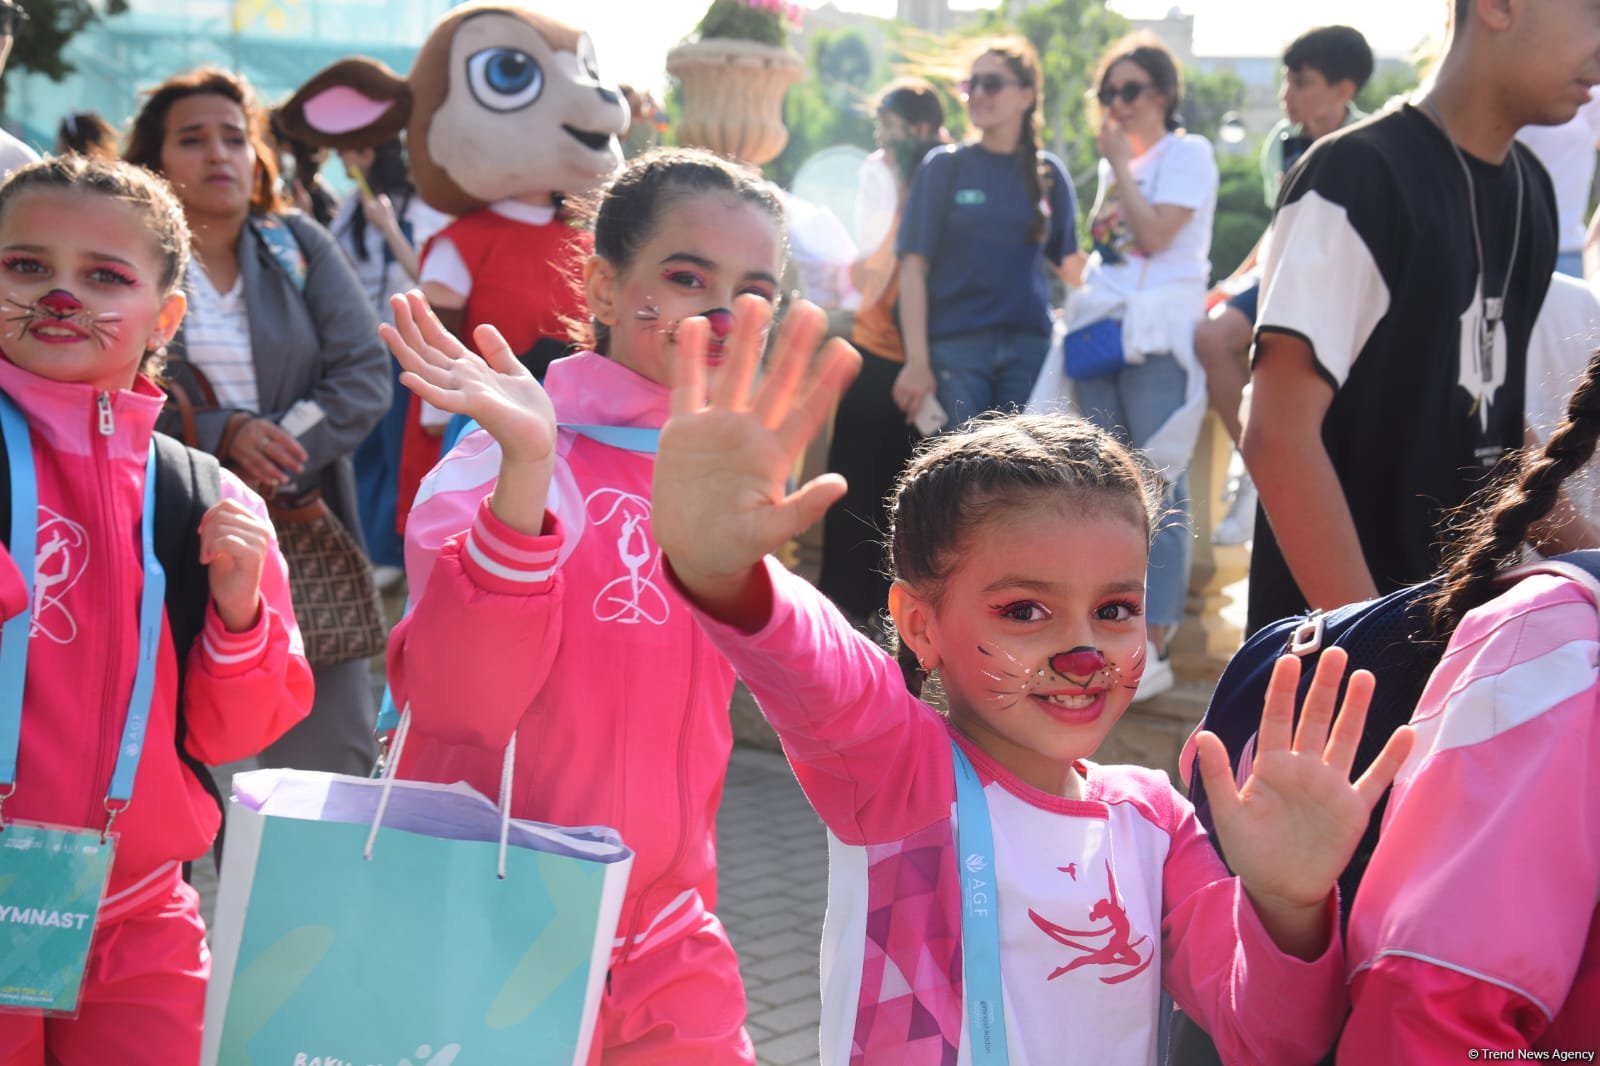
[201,723,633,1066]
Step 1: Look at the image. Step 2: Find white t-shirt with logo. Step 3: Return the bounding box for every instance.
[1084,132,1219,298]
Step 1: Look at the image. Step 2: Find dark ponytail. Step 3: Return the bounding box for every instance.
[1429,349,1600,636]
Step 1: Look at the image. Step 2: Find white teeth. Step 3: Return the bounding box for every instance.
[1041,693,1096,709]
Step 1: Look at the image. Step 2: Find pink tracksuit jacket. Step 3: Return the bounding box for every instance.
[0,353,311,1063]
[0,356,312,918]
[387,351,741,966]
[686,559,1348,1066]
[1343,571,1600,1060]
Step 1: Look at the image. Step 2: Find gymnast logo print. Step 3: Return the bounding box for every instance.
[1028,860,1153,985]
[585,488,669,626]
[30,508,88,645]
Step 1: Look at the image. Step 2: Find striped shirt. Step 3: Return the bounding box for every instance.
[184,260,258,412]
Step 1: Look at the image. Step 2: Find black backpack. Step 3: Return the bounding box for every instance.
[0,427,227,865]
[1186,548,1600,910]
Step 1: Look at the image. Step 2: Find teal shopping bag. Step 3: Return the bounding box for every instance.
[201,727,632,1066]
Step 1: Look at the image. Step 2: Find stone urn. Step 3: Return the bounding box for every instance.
[667,37,805,166]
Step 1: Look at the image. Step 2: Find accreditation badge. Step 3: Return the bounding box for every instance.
[0,822,114,1015]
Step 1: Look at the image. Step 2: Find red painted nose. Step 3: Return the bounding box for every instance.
[1049,647,1106,678]
[703,308,734,340]
[38,290,82,318]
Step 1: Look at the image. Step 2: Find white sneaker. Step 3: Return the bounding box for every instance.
[1212,473,1258,546]
[1132,642,1174,703]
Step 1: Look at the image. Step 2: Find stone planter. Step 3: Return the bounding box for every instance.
[667,37,805,166]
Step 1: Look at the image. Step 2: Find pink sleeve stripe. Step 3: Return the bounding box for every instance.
[200,601,270,665]
[470,501,562,568]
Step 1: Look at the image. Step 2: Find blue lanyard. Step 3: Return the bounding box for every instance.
[0,392,164,832]
[952,740,1011,1063]
[449,420,661,456]
[562,423,660,454]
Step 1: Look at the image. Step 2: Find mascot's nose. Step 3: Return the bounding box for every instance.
[1049,647,1107,679]
[597,86,620,107]
[38,290,83,318]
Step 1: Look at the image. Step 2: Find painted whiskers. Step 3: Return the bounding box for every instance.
[976,641,1146,702]
[5,290,123,348]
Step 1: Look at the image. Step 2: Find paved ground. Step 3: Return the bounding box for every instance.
[715,747,829,1065]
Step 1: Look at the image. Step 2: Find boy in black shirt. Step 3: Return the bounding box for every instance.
[1242,0,1600,634]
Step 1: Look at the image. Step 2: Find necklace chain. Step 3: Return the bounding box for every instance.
[1419,97,1525,379]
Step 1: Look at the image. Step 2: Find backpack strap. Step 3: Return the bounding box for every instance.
[1497,549,1600,603]
[151,432,228,869]
[248,214,308,294]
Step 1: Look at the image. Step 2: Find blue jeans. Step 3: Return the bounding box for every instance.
[930,328,1052,428]
[1073,354,1192,629]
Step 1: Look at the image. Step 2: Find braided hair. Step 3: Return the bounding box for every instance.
[978,38,1053,245]
[1429,349,1600,636]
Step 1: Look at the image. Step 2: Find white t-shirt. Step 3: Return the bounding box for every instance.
[330,191,450,324]
[1084,132,1219,298]
[1516,89,1600,253]
[183,261,259,412]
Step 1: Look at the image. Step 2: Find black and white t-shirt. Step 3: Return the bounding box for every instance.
[1248,104,1557,632]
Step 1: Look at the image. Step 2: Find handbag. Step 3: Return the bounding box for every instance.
[267,489,389,667]
[1063,317,1126,380]
[202,713,634,1065]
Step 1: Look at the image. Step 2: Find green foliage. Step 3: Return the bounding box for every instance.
[1182,68,1244,143]
[1209,151,1272,279]
[2,0,128,111]
[1356,63,1421,114]
[766,28,877,187]
[1009,0,1129,181]
[696,0,791,48]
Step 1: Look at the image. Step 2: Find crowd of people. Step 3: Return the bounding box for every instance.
[0,0,1597,1062]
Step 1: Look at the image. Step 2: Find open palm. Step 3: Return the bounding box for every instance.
[379,290,557,464]
[652,296,861,593]
[1195,648,1415,910]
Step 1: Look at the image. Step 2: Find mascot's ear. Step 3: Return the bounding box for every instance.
[278,58,412,149]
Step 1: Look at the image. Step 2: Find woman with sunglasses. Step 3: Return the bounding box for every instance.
[893,37,1077,431]
[1031,32,1218,701]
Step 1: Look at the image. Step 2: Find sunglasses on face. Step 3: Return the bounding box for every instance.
[1097,81,1151,107]
[960,73,1020,97]
[0,2,23,36]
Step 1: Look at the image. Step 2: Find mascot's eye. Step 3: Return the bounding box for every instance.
[466,47,543,112]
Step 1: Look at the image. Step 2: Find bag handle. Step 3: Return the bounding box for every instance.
[363,706,519,879]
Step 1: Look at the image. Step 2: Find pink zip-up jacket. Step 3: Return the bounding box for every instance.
[0,358,312,920]
[686,559,1347,1066]
[1342,571,1600,1060]
[387,352,738,962]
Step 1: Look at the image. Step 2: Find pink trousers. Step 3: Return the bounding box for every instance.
[0,878,207,1065]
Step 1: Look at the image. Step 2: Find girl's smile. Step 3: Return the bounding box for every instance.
[897,500,1151,796]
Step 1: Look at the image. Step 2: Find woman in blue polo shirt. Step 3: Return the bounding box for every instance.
[893,36,1077,430]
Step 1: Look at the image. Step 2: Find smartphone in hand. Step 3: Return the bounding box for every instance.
[913,394,948,437]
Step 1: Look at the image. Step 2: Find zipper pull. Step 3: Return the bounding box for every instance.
[97,392,113,436]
